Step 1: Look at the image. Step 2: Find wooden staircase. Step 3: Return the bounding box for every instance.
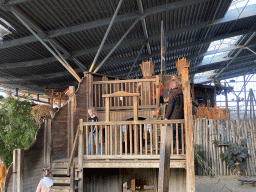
[51,161,80,192]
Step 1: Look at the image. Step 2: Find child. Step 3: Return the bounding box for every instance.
[88,108,101,155]
[36,168,53,192]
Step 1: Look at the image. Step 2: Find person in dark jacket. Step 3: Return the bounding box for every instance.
[88,108,101,155]
[165,79,184,151]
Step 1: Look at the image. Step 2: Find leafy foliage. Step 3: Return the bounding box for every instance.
[0,97,38,167]
[220,139,250,172]
[194,144,214,177]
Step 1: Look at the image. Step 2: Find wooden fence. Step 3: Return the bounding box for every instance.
[194,118,256,176]
[81,120,185,156]
[92,77,160,109]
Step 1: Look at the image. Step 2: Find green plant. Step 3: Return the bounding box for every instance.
[220,139,250,172]
[0,96,38,167]
[194,144,214,177]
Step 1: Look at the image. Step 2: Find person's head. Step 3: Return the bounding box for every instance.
[43,168,51,177]
[88,108,97,118]
[169,75,178,89]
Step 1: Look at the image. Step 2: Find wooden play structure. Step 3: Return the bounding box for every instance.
[4,58,194,192]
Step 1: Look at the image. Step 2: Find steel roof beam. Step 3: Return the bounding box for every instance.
[1,2,255,50]
[137,0,151,55]
[0,33,252,71]
[89,0,123,72]
[113,51,256,77]
[1,0,215,49]
[11,8,82,82]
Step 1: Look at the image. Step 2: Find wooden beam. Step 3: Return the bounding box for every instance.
[158,124,172,192]
[78,119,84,192]
[178,58,195,192]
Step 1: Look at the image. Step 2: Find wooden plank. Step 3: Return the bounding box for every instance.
[158,124,172,192]
[115,125,117,155]
[133,96,138,121]
[181,60,195,192]
[150,124,153,155]
[67,101,71,157]
[70,163,75,192]
[93,78,156,84]
[82,119,185,126]
[70,86,75,152]
[78,119,84,192]
[140,124,143,155]
[135,124,138,155]
[47,119,52,168]
[120,124,122,155]
[86,126,89,155]
[125,125,127,155]
[44,119,47,166]
[96,125,99,155]
[101,125,103,155]
[105,97,110,122]
[82,160,186,168]
[130,125,133,155]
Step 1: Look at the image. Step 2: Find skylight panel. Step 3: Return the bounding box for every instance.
[229,0,256,11]
[194,70,217,84]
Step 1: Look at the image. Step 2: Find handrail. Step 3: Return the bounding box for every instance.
[67,126,80,176]
[82,119,185,126]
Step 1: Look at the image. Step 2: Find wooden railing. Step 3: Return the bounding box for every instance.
[92,77,160,109]
[81,119,185,156]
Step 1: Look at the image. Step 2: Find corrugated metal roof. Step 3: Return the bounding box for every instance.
[0,0,255,94]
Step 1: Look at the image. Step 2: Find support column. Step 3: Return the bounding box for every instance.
[13,149,24,192]
[78,119,84,192]
[178,58,195,192]
[158,124,172,192]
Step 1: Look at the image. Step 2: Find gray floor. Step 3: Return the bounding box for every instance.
[196,175,256,192]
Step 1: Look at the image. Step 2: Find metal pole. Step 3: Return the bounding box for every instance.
[89,0,123,72]
[127,43,145,78]
[244,75,247,118]
[11,10,82,82]
[237,96,240,119]
[160,20,165,74]
[93,17,141,73]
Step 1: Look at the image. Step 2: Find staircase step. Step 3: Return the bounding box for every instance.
[53,177,71,184]
[51,169,68,175]
[51,186,70,192]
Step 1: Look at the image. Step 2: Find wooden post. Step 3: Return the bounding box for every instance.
[158,124,172,192]
[78,119,84,192]
[70,162,75,192]
[46,119,52,168]
[70,86,76,156]
[178,58,195,192]
[105,97,110,122]
[44,119,47,166]
[13,149,24,192]
[156,75,160,107]
[133,96,138,121]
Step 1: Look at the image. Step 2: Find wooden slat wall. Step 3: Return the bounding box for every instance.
[92,78,158,109]
[83,168,186,192]
[5,122,46,192]
[193,118,256,176]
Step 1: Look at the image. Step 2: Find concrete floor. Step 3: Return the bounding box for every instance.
[196,175,256,192]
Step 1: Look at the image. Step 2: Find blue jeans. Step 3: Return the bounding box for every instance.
[173,124,182,149]
[88,132,101,155]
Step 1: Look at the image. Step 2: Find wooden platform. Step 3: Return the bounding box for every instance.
[238,177,256,187]
[53,154,186,169]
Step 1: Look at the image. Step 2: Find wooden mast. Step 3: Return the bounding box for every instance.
[176,57,195,192]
